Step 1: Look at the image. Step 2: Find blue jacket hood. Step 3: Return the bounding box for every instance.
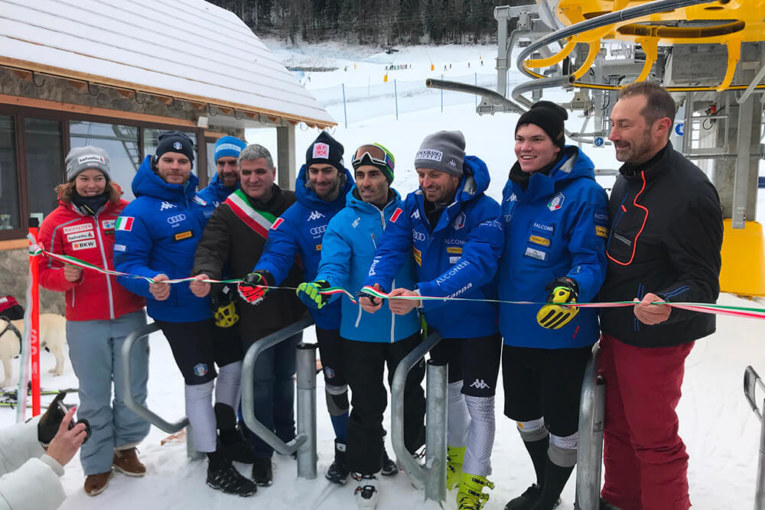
[132,155,199,204]
[454,155,491,204]
[197,172,238,205]
[510,146,596,200]
[294,163,354,212]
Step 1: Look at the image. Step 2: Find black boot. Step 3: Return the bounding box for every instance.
[215,403,256,464]
[325,439,350,485]
[206,451,257,497]
[505,436,549,510]
[530,460,573,510]
[251,457,273,486]
[380,445,398,476]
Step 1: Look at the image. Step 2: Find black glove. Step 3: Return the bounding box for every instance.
[536,276,580,330]
[38,392,68,445]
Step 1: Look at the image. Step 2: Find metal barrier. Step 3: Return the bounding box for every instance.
[241,317,317,478]
[744,366,765,510]
[575,342,606,510]
[119,322,201,459]
[390,331,447,503]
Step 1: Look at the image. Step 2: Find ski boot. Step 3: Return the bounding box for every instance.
[447,445,466,490]
[325,439,350,485]
[352,472,380,509]
[206,455,257,497]
[457,472,494,510]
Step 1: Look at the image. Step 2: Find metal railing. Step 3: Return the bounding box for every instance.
[744,366,765,510]
[120,322,201,458]
[575,342,606,510]
[390,331,447,503]
[240,317,317,478]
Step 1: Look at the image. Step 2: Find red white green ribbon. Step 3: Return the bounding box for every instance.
[28,235,764,319]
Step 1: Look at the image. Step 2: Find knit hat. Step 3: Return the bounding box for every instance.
[214,136,246,162]
[414,130,465,177]
[351,143,395,184]
[65,146,110,181]
[515,101,568,148]
[305,131,344,173]
[154,130,195,164]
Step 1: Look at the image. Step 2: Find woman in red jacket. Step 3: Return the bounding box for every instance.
[38,146,148,497]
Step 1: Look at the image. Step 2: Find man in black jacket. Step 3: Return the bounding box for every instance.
[190,144,306,487]
[598,81,723,510]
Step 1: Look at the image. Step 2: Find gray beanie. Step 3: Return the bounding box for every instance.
[65,146,110,181]
[414,130,465,177]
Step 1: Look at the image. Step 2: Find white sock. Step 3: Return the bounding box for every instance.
[447,381,469,447]
[462,395,495,477]
[185,381,217,453]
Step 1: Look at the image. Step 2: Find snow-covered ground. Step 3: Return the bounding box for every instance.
[3,40,765,510]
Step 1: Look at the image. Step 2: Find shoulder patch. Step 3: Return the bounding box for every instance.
[390,208,403,223]
[115,217,134,231]
[271,217,285,230]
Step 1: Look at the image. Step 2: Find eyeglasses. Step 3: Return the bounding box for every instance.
[352,144,394,172]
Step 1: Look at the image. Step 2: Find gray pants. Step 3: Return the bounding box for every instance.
[66,310,150,475]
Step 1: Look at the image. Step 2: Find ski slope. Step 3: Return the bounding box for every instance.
[3,40,765,510]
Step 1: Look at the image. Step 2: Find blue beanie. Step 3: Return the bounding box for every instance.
[214,136,247,162]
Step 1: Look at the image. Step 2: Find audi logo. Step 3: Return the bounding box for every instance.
[411,229,426,242]
[310,225,327,236]
[166,214,187,224]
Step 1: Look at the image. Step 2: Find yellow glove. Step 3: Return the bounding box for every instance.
[536,277,579,330]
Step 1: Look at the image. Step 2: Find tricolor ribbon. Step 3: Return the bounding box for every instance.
[28,235,764,320]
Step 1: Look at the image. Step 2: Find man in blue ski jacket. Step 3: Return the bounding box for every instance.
[296,143,426,508]
[498,102,609,510]
[360,130,503,510]
[113,131,257,496]
[197,135,247,218]
[238,131,355,484]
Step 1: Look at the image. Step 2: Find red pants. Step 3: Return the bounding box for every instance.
[599,334,693,510]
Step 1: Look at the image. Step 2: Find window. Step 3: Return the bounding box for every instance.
[24,118,63,223]
[0,116,19,231]
[143,128,197,161]
[70,121,140,200]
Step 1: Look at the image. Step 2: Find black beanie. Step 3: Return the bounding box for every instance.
[154,131,195,165]
[306,131,344,172]
[515,101,568,148]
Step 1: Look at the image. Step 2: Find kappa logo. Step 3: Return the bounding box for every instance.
[160,201,176,211]
[352,217,360,228]
[469,379,490,390]
[411,209,420,220]
[505,193,518,203]
[547,192,565,211]
[307,210,325,221]
[448,159,457,167]
[166,213,187,225]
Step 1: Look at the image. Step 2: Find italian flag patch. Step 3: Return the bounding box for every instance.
[115,216,134,231]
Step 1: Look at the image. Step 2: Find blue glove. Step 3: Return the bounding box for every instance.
[296,280,331,310]
[536,276,579,330]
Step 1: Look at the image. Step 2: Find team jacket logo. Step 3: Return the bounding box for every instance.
[271,218,284,230]
[67,231,94,242]
[412,229,426,242]
[160,201,176,211]
[411,209,420,220]
[77,154,105,165]
[63,223,93,234]
[505,193,518,203]
[307,210,325,221]
[390,208,403,223]
[115,217,134,231]
[310,225,327,236]
[547,192,565,211]
[174,230,193,241]
[72,239,97,250]
[166,214,187,225]
[172,141,183,151]
[101,219,115,231]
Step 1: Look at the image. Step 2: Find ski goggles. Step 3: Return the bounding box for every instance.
[352,144,395,182]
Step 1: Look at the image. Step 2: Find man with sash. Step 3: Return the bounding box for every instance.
[191,144,306,487]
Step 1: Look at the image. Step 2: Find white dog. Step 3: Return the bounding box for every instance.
[0,313,67,387]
